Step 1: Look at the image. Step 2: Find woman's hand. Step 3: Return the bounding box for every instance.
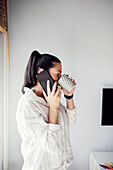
[61,74,77,96]
[42,80,61,109]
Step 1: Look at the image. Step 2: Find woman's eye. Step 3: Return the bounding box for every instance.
[57,73,60,77]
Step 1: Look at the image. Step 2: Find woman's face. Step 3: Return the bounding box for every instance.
[49,62,62,82]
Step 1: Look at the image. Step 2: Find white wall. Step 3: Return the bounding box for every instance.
[8,0,113,170]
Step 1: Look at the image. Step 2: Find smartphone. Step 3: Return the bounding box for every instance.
[36,70,58,95]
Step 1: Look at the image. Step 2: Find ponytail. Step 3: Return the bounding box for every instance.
[22,51,41,94]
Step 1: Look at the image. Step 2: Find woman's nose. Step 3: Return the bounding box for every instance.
[59,73,62,78]
[58,74,62,80]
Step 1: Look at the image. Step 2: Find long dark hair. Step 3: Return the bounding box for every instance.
[22,50,61,94]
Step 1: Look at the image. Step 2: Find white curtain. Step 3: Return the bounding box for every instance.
[0,33,8,170]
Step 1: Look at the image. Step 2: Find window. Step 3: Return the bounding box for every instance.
[0,0,9,169]
[0,32,8,170]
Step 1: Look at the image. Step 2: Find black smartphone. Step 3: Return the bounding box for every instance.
[36,70,58,95]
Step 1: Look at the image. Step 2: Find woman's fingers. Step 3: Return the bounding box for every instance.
[43,81,61,109]
[47,80,51,95]
[52,82,57,94]
[42,89,47,100]
[55,86,61,96]
[72,79,76,84]
[70,77,72,80]
[59,91,61,99]
[71,84,76,93]
[69,76,76,84]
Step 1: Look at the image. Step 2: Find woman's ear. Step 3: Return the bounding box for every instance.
[38,68,44,74]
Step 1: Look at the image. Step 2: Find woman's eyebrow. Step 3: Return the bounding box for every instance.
[57,70,62,73]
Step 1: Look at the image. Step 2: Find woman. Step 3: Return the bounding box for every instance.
[16,50,78,170]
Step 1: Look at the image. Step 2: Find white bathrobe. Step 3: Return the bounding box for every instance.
[15,87,78,170]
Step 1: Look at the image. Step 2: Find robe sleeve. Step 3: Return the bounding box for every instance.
[16,100,61,154]
[65,107,78,126]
